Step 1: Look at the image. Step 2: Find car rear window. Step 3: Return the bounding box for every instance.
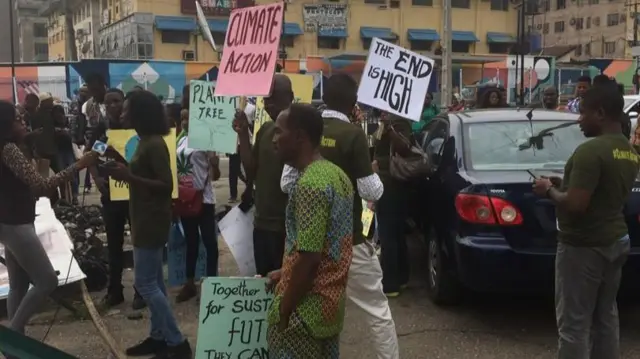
[465,120,588,171]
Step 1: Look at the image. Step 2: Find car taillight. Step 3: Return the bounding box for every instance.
[455,193,523,225]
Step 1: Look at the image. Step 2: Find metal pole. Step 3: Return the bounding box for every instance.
[9,0,17,104]
[279,1,287,71]
[441,0,452,107]
[635,2,638,46]
[518,4,526,106]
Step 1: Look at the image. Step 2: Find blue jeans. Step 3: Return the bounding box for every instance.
[133,247,184,346]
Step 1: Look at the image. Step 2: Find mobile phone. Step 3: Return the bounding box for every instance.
[526,169,538,179]
[92,140,108,155]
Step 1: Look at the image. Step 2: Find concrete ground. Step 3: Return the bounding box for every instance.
[5,164,640,358]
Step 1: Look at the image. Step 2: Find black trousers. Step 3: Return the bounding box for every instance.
[228,153,247,199]
[253,229,285,277]
[102,199,130,293]
[377,179,410,293]
[180,203,219,278]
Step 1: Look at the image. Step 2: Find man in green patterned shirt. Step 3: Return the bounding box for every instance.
[266,104,354,358]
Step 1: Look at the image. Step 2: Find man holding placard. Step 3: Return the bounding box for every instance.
[233,74,294,277]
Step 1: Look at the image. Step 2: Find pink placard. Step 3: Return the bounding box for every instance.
[214,2,284,97]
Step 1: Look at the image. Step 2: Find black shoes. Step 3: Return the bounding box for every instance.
[149,340,192,359]
[175,283,198,303]
[132,291,147,310]
[102,291,125,307]
[126,337,167,357]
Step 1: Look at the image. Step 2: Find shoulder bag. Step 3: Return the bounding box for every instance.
[389,126,432,181]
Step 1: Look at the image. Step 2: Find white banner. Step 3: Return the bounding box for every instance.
[357,38,434,122]
[0,198,85,299]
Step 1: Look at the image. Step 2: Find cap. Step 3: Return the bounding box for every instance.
[38,92,53,101]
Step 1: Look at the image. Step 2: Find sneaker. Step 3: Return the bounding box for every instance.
[151,340,192,359]
[126,337,167,356]
[176,283,197,303]
[102,292,124,307]
[132,292,147,310]
[83,187,91,194]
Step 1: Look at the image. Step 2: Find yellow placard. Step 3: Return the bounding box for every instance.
[361,200,375,237]
[253,73,314,137]
[106,128,178,201]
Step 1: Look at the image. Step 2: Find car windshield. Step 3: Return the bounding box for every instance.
[624,98,637,110]
[465,120,587,170]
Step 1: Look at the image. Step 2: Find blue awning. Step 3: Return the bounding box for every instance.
[360,26,397,40]
[284,23,303,36]
[207,19,229,33]
[486,32,516,43]
[318,28,348,38]
[452,30,479,42]
[407,29,440,41]
[154,16,196,32]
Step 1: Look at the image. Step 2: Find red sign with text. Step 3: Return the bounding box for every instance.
[214,2,284,97]
[181,0,255,17]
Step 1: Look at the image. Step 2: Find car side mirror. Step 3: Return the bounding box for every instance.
[629,111,638,118]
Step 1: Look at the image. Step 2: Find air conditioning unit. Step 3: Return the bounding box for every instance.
[389,0,400,8]
[182,50,195,61]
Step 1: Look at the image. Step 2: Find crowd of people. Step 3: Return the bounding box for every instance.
[0,69,638,359]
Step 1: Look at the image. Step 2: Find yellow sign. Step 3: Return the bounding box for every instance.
[253,73,314,137]
[106,128,178,201]
[361,200,375,237]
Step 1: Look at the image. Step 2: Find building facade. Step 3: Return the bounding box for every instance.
[528,0,630,60]
[0,0,19,63]
[44,0,520,62]
[16,0,49,62]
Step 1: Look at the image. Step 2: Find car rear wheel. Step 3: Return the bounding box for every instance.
[426,234,462,305]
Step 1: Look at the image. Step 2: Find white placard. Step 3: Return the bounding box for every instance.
[218,205,257,276]
[196,0,218,51]
[357,37,435,122]
[0,198,85,299]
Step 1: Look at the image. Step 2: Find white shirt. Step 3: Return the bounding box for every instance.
[177,137,216,204]
[280,109,384,201]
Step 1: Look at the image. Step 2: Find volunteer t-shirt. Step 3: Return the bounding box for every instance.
[557,133,640,247]
[320,117,374,245]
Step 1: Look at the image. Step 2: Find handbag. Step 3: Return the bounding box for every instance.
[389,126,432,181]
[174,171,209,217]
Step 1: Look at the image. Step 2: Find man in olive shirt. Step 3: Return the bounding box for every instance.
[233,74,293,277]
[281,74,400,359]
[533,83,639,359]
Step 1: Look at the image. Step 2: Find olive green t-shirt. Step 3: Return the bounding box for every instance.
[557,133,640,247]
[320,117,375,245]
[253,122,287,233]
[129,135,174,248]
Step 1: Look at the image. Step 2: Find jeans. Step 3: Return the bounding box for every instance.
[555,237,630,359]
[180,203,219,278]
[133,246,184,346]
[102,199,129,293]
[84,170,92,190]
[347,241,399,359]
[228,153,246,199]
[253,229,285,277]
[0,224,58,334]
[376,178,409,293]
[58,150,78,197]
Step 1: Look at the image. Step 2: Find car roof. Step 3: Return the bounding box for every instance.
[450,108,579,123]
[624,95,640,100]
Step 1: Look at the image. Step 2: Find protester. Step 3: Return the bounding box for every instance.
[52,105,78,203]
[373,113,413,297]
[566,75,591,113]
[538,86,559,110]
[31,92,59,173]
[233,74,293,277]
[175,107,219,303]
[477,88,505,109]
[266,103,353,358]
[532,82,639,359]
[21,93,39,132]
[412,92,440,135]
[166,103,182,134]
[228,150,247,203]
[0,100,97,337]
[105,90,191,359]
[448,94,465,112]
[84,73,108,196]
[70,86,90,195]
[281,74,400,359]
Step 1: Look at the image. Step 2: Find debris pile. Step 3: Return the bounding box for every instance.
[53,203,109,292]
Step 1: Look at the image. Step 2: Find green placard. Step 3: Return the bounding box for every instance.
[188,80,239,154]
[195,277,274,359]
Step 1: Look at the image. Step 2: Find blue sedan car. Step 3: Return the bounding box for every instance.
[419,109,640,305]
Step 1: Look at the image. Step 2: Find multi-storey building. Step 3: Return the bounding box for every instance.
[42,0,522,62]
[0,0,48,63]
[528,0,630,60]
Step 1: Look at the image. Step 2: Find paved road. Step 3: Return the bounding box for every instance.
[8,177,640,358]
